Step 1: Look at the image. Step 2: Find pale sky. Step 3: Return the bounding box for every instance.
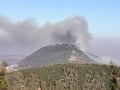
[0,0,120,38]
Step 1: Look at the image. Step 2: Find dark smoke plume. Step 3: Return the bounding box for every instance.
[0,16,120,66]
[0,16,91,55]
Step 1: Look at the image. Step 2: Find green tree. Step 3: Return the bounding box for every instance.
[109,62,120,90]
[0,60,9,90]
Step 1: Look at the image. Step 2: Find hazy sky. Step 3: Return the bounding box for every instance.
[0,0,120,38]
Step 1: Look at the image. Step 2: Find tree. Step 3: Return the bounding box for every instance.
[0,60,9,90]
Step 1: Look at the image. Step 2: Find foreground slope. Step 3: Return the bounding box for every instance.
[7,63,120,90]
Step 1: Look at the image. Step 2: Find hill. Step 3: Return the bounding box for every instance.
[7,63,120,90]
[17,44,95,69]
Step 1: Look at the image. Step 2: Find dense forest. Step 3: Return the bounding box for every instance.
[4,63,120,90]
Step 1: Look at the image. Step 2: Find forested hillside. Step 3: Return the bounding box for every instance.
[7,63,120,90]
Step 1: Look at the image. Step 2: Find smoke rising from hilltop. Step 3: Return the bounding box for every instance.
[0,16,91,53]
[0,16,120,66]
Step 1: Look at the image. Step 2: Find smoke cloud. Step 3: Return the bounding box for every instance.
[0,16,91,55]
[0,16,120,66]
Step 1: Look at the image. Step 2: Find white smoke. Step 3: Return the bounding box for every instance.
[100,56,120,66]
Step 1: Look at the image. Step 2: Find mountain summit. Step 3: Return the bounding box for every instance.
[17,44,94,69]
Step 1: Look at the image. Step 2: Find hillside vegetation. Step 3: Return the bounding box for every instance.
[7,63,120,90]
[17,44,94,69]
